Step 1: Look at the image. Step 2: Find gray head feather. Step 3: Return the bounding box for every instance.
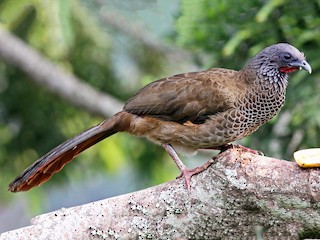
[245,43,310,86]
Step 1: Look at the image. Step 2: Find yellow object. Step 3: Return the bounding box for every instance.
[294,148,320,168]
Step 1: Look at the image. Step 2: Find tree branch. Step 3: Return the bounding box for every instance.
[1,149,319,239]
[0,27,123,118]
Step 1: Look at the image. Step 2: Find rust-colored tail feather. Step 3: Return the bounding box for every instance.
[8,112,130,192]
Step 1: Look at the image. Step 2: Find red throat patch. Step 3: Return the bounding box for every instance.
[279,66,299,73]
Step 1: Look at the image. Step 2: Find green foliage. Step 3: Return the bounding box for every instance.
[176,0,320,158]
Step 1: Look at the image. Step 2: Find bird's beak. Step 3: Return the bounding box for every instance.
[289,60,312,74]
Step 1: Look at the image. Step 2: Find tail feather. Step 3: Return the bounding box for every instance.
[8,112,129,192]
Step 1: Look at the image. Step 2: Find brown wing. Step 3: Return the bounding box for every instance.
[124,68,242,123]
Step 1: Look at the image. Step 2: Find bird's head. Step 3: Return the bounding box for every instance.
[247,43,311,85]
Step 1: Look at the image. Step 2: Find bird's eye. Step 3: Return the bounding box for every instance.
[282,54,292,61]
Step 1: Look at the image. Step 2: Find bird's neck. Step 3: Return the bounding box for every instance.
[239,65,288,121]
[241,64,289,93]
[237,68,288,127]
[255,72,288,94]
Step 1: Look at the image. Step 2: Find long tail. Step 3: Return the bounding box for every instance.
[8,111,132,192]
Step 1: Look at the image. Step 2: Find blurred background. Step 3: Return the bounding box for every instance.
[0,0,319,233]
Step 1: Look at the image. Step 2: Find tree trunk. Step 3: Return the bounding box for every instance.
[1,148,320,239]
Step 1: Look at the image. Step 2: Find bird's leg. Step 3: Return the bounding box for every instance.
[162,144,211,192]
[162,144,191,191]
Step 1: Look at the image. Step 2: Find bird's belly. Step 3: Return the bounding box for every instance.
[128,112,258,150]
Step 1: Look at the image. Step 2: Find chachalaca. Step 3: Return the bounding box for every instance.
[8,43,311,192]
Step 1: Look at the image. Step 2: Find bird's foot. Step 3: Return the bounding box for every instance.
[219,144,264,156]
[162,144,214,193]
[176,169,194,193]
[176,158,216,191]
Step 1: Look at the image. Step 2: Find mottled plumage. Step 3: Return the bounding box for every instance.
[8,43,311,192]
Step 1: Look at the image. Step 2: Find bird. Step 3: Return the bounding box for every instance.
[8,43,311,192]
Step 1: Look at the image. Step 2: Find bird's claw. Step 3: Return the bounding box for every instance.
[176,158,216,193]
